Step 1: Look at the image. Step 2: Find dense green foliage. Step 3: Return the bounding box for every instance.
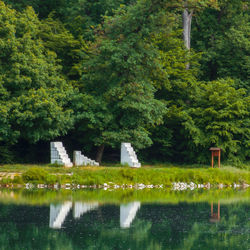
[0,3,75,145]
[192,0,249,85]
[0,0,249,164]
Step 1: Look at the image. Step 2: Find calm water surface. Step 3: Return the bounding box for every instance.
[0,189,249,250]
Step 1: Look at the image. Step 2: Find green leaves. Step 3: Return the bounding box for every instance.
[0,2,75,144]
[65,0,170,156]
[184,79,250,162]
[0,0,249,164]
[192,0,250,86]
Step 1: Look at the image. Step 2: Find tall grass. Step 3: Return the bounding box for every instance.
[0,165,248,186]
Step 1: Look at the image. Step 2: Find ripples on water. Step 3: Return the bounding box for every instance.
[0,189,249,250]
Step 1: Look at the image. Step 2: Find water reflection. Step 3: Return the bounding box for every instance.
[120,202,141,228]
[49,202,99,229]
[73,201,99,219]
[50,202,73,229]
[210,201,220,223]
[49,201,141,229]
[0,189,249,249]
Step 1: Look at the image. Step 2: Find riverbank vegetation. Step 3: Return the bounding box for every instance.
[0,0,249,165]
[0,164,249,186]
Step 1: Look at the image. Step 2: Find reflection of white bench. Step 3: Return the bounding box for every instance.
[73,151,99,166]
[121,143,141,168]
[49,202,72,229]
[73,202,99,218]
[50,142,73,167]
[120,202,141,228]
[49,202,99,229]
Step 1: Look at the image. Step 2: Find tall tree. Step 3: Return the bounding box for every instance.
[192,0,249,88]
[58,0,133,40]
[74,1,176,162]
[180,0,218,69]
[181,1,218,48]
[0,2,75,146]
[3,0,68,18]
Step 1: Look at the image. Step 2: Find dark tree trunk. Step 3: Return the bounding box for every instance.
[96,144,105,163]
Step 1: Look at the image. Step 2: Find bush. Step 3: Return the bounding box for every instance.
[0,177,12,185]
[0,145,15,164]
[48,162,64,167]
[22,168,49,183]
[13,175,24,184]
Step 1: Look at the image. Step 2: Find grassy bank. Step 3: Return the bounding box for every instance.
[0,164,249,186]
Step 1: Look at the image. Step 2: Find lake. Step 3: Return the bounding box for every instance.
[0,188,249,249]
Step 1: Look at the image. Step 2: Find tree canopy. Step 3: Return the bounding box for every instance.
[0,0,249,164]
[0,2,75,144]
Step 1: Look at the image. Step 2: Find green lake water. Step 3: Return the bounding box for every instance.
[0,189,249,250]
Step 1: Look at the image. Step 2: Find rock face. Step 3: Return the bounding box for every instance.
[73,151,99,166]
[50,142,73,167]
[121,143,141,168]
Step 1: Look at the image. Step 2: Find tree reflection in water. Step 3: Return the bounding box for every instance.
[0,197,249,249]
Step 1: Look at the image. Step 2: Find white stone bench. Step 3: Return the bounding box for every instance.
[50,142,73,167]
[121,143,141,168]
[73,151,99,166]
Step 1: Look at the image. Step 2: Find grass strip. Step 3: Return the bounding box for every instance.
[0,165,249,186]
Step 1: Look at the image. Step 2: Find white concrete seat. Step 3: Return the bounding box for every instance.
[121,143,141,168]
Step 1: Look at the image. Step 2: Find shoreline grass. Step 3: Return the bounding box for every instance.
[0,164,249,186]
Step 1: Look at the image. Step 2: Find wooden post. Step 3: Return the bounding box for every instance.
[218,150,221,168]
[209,148,221,168]
[211,152,214,168]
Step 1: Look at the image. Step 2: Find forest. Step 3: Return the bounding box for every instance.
[0,0,249,165]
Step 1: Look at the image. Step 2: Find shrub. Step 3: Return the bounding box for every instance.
[48,163,64,168]
[13,175,24,184]
[22,168,49,183]
[45,174,58,185]
[0,177,12,184]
